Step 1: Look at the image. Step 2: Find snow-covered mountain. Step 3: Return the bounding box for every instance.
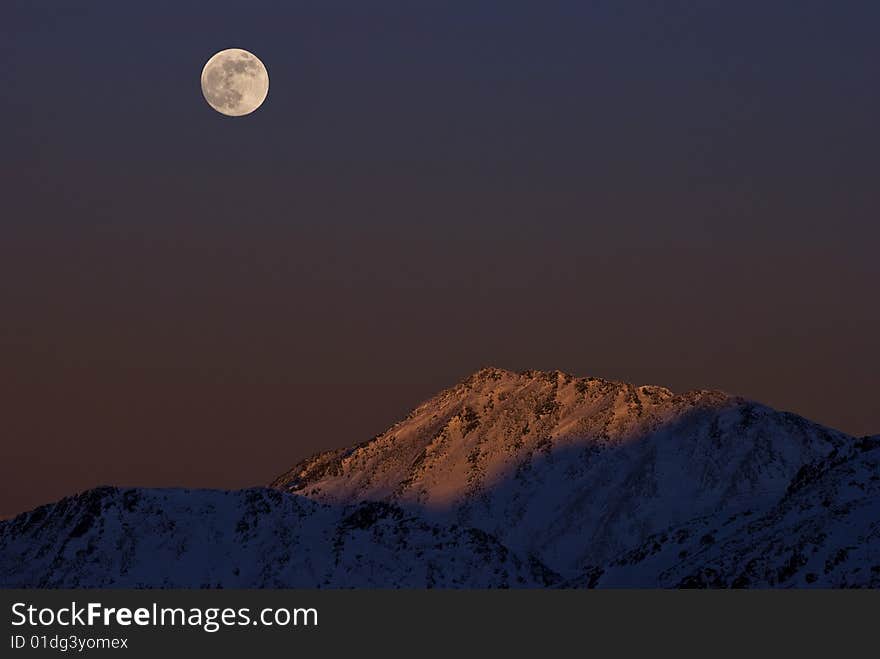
[0,487,556,588]
[271,368,857,575]
[2,367,877,587]
[591,435,880,587]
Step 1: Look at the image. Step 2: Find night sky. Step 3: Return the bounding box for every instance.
[2,1,878,517]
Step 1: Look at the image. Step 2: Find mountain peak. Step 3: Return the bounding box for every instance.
[271,368,849,571]
[457,366,717,403]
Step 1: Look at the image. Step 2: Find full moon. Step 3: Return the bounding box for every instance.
[200,48,269,117]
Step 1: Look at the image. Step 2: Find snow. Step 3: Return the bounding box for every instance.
[2,368,877,588]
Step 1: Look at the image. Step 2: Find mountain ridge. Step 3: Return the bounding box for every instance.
[2,367,876,588]
[0,487,558,588]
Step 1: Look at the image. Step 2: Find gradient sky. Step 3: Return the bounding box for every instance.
[2,1,878,517]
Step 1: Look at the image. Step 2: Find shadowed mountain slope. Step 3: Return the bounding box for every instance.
[590,436,880,587]
[0,487,557,588]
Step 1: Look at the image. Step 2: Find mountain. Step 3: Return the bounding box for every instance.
[0,487,556,588]
[271,367,855,575]
[591,435,880,587]
[1,367,877,588]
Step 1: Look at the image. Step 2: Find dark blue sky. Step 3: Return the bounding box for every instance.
[2,1,878,515]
